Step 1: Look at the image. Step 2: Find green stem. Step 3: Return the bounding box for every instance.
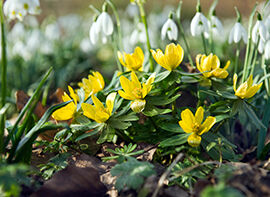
[262,55,269,96]
[137,2,154,72]
[176,1,194,68]
[201,33,207,55]
[106,0,123,51]
[234,42,241,74]
[0,1,7,155]
[112,34,123,72]
[250,39,259,76]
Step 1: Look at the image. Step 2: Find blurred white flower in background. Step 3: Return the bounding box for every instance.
[126,4,139,18]
[89,12,114,45]
[4,0,40,21]
[190,12,209,37]
[228,22,247,44]
[252,19,267,43]
[45,23,61,41]
[80,38,93,53]
[130,23,146,45]
[265,40,270,60]
[161,18,178,41]
[205,14,224,39]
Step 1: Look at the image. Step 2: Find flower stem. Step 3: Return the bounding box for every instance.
[201,33,207,55]
[176,1,194,68]
[137,2,154,72]
[234,42,241,74]
[0,1,7,155]
[106,0,123,51]
[262,55,269,96]
[250,39,259,76]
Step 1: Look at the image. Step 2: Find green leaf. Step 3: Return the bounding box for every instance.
[15,101,70,155]
[109,119,132,130]
[75,128,100,142]
[158,122,184,133]
[154,70,171,83]
[159,133,189,147]
[115,113,139,122]
[111,157,155,191]
[97,125,115,144]
[143,104,171,117]
[148,94,181,106]
[243,102,266,130]
[216,91,237,100]
[215,114,230,123]
[181,76,199,83]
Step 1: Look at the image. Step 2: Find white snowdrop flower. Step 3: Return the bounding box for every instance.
[96,12,114,36]
[228,22,247,44]
[89,21,99,45]
[264,15,270,31]
[161,18,178,41]
[258,38,265,54]
[190,12,209,37]
[80,38,93,53]
[45,23,61,41]
[252,18,267,43]
[4,0,40,21]
[265,40,270,60]
[130,23,146,45]
[205,15,224,38]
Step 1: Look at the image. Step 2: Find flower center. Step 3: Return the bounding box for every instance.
[132,87,143,98]
[193,122,201,133]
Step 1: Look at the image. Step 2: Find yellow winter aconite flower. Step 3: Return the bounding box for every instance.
[233,74,263,99]
[52,86,78,121]
[78,71,105,100]
[81,92,117,123]
[118,47,144,71]
[196,53,230,79]
[179,107,216,147]
[118,71,155,112]
[151,43,184,71]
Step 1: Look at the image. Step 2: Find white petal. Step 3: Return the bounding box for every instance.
[265,40,270,60]
[213,16,224,36]
[228,25,235,44]
[252,21,259,43]
[200,13,209,33]
[130,30,138,45]
[89,22,99,45]
[258,21,267,42]
[240,24,248,44]
[190,13,200,36]
[234,23,242,43]
[161,19,170,40]
[258,38,265,54]
[101,12,114,36]
[167,19,178,41]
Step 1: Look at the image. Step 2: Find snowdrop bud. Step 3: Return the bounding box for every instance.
[161,17,178,41]
[228,22,247,44]
[252,14,267,43]
[190,12,209,37]
[265,40,270,60]
[96,12,114,36]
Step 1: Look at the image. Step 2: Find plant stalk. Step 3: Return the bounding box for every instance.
[234,42,240,74]
[201,33,207,55]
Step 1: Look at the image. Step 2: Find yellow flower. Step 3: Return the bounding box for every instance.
[118,71,155,112]
[52,86,78,121]
[196,53,230,79]
[179,107,216,147]
[78,71,105,100]
[151,43,184,71]
[233,74,262,99]
[81,92,117,123]
[118,47,144,71]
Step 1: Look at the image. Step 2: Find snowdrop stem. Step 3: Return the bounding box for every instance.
[0,1,7,154]
[106,0,123,51]
[242,3,258,83]
[112,34,123,72]
[138,2,154,72]
[201,33,207,55]
[234,42,241,74]
[177,1,194,68]
[250,40,259,76]
[262,55,269,96]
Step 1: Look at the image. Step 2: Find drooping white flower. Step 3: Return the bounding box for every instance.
[130,23,146,45]
[228,22,247,44]
[4,0,40,21]
[265,40,270,60]
[264,15,270,32]
[45,23,61,41]
[89,12,114,45]
[190,12,209,37]
[258,38,265,54]
[161,18,178,41]
[252,20,267,43]
[205,15,224,38]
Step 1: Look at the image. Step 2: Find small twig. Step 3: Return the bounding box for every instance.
[152,153,184,197]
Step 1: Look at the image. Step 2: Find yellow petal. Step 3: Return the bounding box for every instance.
[181,108,195,127]
[92,95,105,110]
[195,106,204,125]
[245,83,263,99]
[179,120,193,133]
[95,110,110,123]
[81,103,96,120]
[118,51,126,67]
[131,71,141,89]
[52,102,76,121]
[134,46,144,62]
[235,82,248,99]
[106,92,117,115]
[210,54,220,69]
[233,74,238,92]
[118,90,135,100]
[187,133,201,147]
[62,92,72,102]
[199,116,216,135]
[119,76,134,96]
[246,75,253,89]
[68,86,77,105]
[224,60,230,70]
[212,68,229,79]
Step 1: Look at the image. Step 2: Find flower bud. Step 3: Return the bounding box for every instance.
[130,99,146,113]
